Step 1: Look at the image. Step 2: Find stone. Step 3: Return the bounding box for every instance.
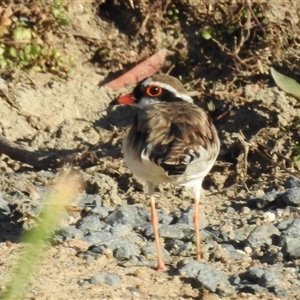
[226,207,236,214]
[234,225,257,242]
[229,274,241,285]
[248,190,281,209]
[113,241,140,260]
[239,283,268,294]
[105,206,145,227]
[165,239,193,256]
[90,272,121,287]
[77,214,103,234]
[246,225,280,248]
[220,244,246,260]
[179,261,235,296]
[83,232,112,246]
[284,176,300,189]
[257,266,283,288]
[92,206,112,219]
[281,236,300,259]
[263,211,276,222]
[110,224,132,237]
[281,188,300,206]
[158,212,173,225]
[177,205,208,229]
[60,226,84,240]
[141,243,170,260]
[159,224,194,239]
[0,193,10,215]
[144,223,194,240]
[241,266,265,282]
[276,219,293,231]
[281,218,300,237]
[90,238,139,259]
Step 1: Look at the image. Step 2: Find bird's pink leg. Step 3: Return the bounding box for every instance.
[150,196,167,270]
[193,198,201,261]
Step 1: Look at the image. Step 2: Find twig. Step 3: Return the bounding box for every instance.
[244,0,266,33]
[0,133,60,169]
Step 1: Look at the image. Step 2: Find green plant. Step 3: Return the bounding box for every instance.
[293,145,300,161]
[1,170,81,300]
[0,0,74,77]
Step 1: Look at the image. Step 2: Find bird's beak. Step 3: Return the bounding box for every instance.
[110,93,136,105]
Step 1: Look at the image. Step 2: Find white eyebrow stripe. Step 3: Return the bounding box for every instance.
[142,80,194,103]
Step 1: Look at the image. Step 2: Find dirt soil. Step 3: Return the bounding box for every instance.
[1,1,300,300]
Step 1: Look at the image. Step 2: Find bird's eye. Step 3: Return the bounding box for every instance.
[145,85,162,97]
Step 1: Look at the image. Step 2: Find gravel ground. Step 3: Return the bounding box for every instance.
[1,1,300,300]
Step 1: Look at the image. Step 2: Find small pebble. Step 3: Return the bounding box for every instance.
[90,272,121,287]
[263,212,276,222]
[241,207,251,215]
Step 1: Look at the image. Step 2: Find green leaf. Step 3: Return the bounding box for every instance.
[32,65,42,72]
[202,30,212,40]
[9,47,17,58]
[271,67,300,101]
[13,27,32,41]
[207,100,215,112]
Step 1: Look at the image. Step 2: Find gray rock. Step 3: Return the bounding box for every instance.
[159,224,194,239]
[229,274,241,285]
[239,283,268,294]
[110,224,132,237]
[90,272,121,287]
[144,223,195,240]
[276,219,293,231]
[113,241,140,260]
[82,254,95,264]
[60,226,84,240]
[248,190,280,208]
[165,239,193,256]
[226,207,236,214]
[92,206,112,219]
[281,218,300,259]
[246,225,280,248]
[141,243,170,260]
[176,205,208,229]
[77,279,90,287]
[158,212,173,225]
[78,215,103,234]
[257,266,283,288]
[105,206,145,227]
[241,265,288,297]
[90,238,139,260]
[36,170,55,179]
[284,176,300,189]
[281,188,300,206]
[0,193,10,215]
[179,261,235,296]
[234,225,256,242]
[281,236,300,259]
[242,266,265,282]
[272,286,289,298]
[281,218,300,237]
[220,244,246,260]
[83,232,112,246]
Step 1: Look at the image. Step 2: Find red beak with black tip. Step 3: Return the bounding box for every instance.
[110,93,136,105]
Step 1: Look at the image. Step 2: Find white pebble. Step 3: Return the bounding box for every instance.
[241,206,251,215]
[264,211,276,222]
[244,246,252,254]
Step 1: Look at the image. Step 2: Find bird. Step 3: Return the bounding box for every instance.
[110,74,220,270]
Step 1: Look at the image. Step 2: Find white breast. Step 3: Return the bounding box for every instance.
[122,137,216,187]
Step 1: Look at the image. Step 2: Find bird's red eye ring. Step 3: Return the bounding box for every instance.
[145,85,162,97]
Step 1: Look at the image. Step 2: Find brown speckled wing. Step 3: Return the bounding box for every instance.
[127,102,220,176]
